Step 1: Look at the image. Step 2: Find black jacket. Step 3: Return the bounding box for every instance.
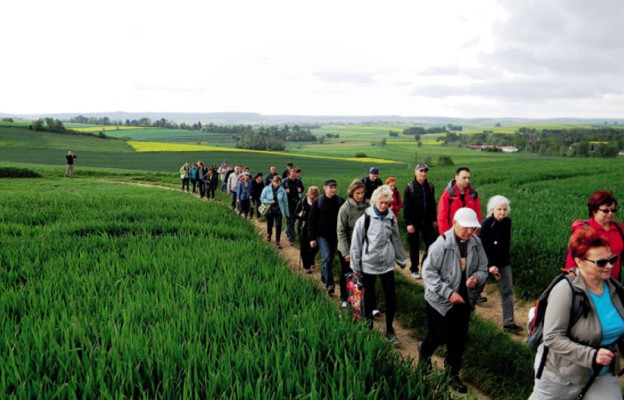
[403,178,436,227]
[478,216,511,267]
[308,194,344,242]
[362,176,382,200]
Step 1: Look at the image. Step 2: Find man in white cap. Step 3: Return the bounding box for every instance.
[419,207,488,394]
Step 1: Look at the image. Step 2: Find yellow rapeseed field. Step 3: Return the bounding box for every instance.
[127,140,400,164]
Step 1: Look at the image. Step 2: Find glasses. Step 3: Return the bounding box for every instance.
[598,208,618,214]
[582,254,618,268]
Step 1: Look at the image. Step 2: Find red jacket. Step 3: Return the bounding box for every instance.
[437,180,482,234]
[565,218,624,280]
[389,187,403,221]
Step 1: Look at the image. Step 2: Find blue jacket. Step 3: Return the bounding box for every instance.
[260,184,289,217]
[237,181,252,201]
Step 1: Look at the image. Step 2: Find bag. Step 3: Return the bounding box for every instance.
[258,203,270,216]
[346,273,365,319]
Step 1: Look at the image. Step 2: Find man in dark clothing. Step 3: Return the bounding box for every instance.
[309,179,344,294]
[403,163,437,279]
[250,172,265,218]
[64,150,77,177]
[281,162,293,179]
[265,166,278,186]
[282,169,304,245]
[361,167,382,200]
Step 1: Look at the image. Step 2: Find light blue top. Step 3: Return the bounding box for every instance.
[589,281,624,375]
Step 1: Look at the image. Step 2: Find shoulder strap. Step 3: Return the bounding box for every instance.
[362,213,371,254]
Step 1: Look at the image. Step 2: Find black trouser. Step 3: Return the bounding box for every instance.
[266,210,283,243]
[420,301,471,377]
[362,271,396,333]
[251,197,262,218]
[181,178,189,192]
[285,203,297,243]
[239,199,251,217]
[199,181,207,198]
[230,191,237,209]
[299,227,318,270]
[408,223,437,273]
[191,178,197,193]
[206,185,215,199]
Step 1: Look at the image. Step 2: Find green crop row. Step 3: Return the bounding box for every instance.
[0,178,455,399]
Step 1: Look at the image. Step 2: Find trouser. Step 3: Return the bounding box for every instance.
[529,368,622,400]
[206,185,215,199]
[285,204,297,243]
[199,181,206,198]
[65,164,74,177]
[338,254,352,301]
[408,223,436,273]
[498,265,516,325]
[191,178,197,193]
[300,229,318,270]
[318,236,337,288]
[239,199,251,217]
[230,191,237,209]
[251,197,262,218]
[220,180,227,192]
[420,301,471,377]
[181,178,189,192]
[362,271,396,333]
[266,211,283,244]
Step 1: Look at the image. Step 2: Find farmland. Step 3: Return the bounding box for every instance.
[2,120,624,398]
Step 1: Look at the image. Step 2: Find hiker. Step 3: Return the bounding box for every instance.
[309,179,344,295]
[179,162,190,192]
[64,150,77,177]
[437,166,482,234]
[250,173,265,218]
[217,161,229,192]
[281,162,293,179]
[403,163,437,280]
[385,177,402,222]
[206,167,218,200]
[265,166,278,186]
[227,166,242,210]
[282,168,304,245]
[197,162,208,198]
[478,195,522,333]
[295,186,320,273]
[337,180,370,309]
[565,190,624,281]
[237,173,252,218]
[350,185,407,345]
[420,207,488,394]
[260,175,289,249]
[190,162,199,193]
[362,167,382,200]
[529,228,624,399]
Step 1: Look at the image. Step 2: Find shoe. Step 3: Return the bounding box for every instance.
[476,295,487,304]
[340,300,348,309]
[275,243,282,249]
[411,272,421,279]
[266,236,271,242]
[503,323,523,334]
[305,269,312,274]
[372,309,381,318]
[449,376,468,394]
[327,285,335,295]
[385,331,400,346]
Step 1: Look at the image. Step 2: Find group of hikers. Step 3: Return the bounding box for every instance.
[178,160,624,398]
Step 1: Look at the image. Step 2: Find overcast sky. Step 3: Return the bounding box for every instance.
[2,0,622,118]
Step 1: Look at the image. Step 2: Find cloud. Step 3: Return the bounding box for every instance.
[313,70,377,85]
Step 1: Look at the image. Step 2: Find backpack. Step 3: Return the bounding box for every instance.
[360,213,394,255]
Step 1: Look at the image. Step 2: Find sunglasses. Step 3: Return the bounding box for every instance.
[598,208,618,214]
[582,254,619,268]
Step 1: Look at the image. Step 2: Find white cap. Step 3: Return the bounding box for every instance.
[453,208,481,228]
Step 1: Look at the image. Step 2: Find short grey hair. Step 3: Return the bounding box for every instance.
[487,195,511,217]
[371,185,393,205]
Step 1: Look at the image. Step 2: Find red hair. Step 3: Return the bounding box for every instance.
[385,177,397,185]
[587,190,618,217]
[569,227,610,259]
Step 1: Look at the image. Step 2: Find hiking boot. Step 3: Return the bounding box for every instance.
[411,272,421,279]
[372,309,381,318]
[266,235,271,242]
[275,242,282,249]
[385,331,400,346]
[449,376,468,394]
[503,323,523,334]
[340,300,349,309]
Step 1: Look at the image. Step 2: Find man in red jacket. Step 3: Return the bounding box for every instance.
[437,167,483,235]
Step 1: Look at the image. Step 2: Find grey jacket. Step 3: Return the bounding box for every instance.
[337,198,370,256]
[538,273,624,385]
[349,207,407,275]
[422,228,488,316]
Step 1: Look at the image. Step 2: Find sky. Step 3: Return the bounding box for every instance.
[1,0,623,118]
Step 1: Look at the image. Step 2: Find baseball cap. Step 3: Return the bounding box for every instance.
[453,208,481,228]
[416,163,429,171]
[369,167,379,174]
[323,179,338,186]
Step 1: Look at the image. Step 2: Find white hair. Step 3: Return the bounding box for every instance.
[371,185,393,205]
[487,195,511,217]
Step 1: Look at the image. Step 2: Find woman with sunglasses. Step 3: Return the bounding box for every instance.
[530,228,624,399]
[565,190,624,280]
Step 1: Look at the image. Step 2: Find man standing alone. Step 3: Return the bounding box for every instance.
[403,163,437,279]
[65,151,77,177]
[420,208,488,394]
